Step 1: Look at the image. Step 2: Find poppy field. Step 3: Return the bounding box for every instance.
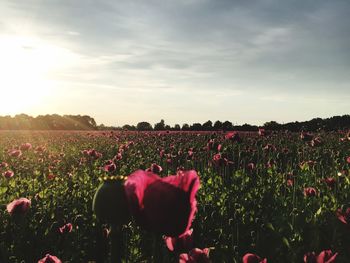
[0,130,350,263]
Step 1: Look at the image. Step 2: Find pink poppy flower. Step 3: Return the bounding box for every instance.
[2,170,14,178]
[38,254,62,263]
[0,161,8,168]
[304,250,338,263]
[212,154,232,167]
[59,223,73,234]
[179,248,210,263]
[336,207,350,225]
[242,253,267,263]
[8,149,22,158]
[164,228,193,252]
[103,161,116,173]
[124,170,200,237]
[287,179,294,187]
[304,187,317,197]
[324,178,336,189]
[20,143,32,151]
[7,197,31,215]
[225,132,242,143]
[346,156,350,164]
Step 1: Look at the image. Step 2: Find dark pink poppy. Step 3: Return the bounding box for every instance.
[59,223,73,234]
[317,250,338,263]
[225,132,242,143]
[179,248,210,263]
[336,207,350,225]
[3,170,14,178]
[212,153,232,167]
[38,254,62,263]
[103,161,116,173]
[304,187,317,197]
[242,253,267,263]
[287,179,294,187]
[164,228,193,252]
[7,197,31,215]
[324,178,336,189]
[20,143,32,151]
[304,250,338,263]
[124,170,200,237]
[346,157,350,164]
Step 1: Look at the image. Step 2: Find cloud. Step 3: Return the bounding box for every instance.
[0,0,349,125]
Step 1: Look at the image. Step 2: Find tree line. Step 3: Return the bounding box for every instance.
[0,114,349,131]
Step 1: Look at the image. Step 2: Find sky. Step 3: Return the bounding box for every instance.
[0,0,349,126]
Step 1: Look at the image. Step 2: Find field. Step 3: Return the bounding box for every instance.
[0,130,349,263]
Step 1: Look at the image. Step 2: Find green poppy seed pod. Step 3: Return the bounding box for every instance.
[92,177,130,225]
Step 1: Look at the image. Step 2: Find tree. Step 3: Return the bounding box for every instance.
[174,124,181,131]
[213,120,223,130]
[191,123,202,131]
[263,121,281,130]
[202,120,213,131]
[122,124,136,131]
[222,121,233,131]
[182,123,190,131]
[136,122,153,131]
[154,119,166,130]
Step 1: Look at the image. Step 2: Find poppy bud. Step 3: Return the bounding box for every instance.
[92,176,130,225]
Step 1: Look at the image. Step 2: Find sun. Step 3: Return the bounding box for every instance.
[0,35,78,115]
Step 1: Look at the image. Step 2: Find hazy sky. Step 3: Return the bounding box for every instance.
[0,0,349,126]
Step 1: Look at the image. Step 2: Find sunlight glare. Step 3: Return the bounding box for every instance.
[0,35,79,115]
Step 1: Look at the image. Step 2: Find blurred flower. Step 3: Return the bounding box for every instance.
[247,163,255,171]
[242,253,267,263]
[179,248,210,263]
[324,178,336,189]
[3,170,14,178]
[8,149,22,158]
[38,254,62,263]
[164,228,193,252]
[146,163,163,174]
[59,223,73,234]
[346,156,350,164]
[310,137,322,147]
[336,207,350,225]
[103,160,116,173]
[7,198,31,215]
[225,132,242,143]
[300,132,313,142]
[124,169,200,237]
[20,143,32,151]
[303,250,337,263]
[212,153,232,167]
[304,187,317,197]
[258,128,266,136]
[0,161,8,168]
